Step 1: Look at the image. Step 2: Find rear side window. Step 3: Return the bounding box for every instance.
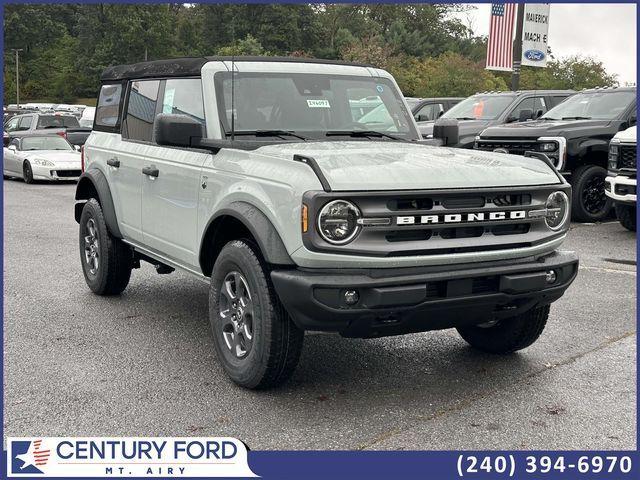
[95,84,123,130]
[124,80,160,142]
[18,116,33,130]
[36,115,79,129]
[162,78,205,124]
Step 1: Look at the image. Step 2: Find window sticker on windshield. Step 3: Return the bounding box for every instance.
[307,99,331,108]
[376,85,384,93]
[163,88,175,114]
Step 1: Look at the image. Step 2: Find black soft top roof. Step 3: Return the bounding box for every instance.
[101,56,374,82]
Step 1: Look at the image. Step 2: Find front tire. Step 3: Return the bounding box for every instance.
[615,204,636,232]
[571,165,612,222]
[23,161,34,184]
[457,305,550,354]
[209,240,304,389]
[79,198,132,295]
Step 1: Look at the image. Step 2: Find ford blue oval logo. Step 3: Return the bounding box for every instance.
[524,49,545,62]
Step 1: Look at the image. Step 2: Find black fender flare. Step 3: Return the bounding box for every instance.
[202,202,294,267]
[74,168,122,238]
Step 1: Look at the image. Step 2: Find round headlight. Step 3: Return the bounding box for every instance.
[317,200,361,244]
[545,191,569,230]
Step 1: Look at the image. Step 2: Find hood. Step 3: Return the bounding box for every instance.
[613,125,636,143]
[255,141,561,191]
[418,119,491,139]
[480,118,613,139]
[25,150,81,163]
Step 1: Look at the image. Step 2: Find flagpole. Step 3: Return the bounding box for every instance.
[511,3,525,91]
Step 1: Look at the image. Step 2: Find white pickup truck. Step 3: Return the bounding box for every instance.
[606,126,637,231]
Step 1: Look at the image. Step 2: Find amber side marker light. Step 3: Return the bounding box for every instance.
[301,204,308,233]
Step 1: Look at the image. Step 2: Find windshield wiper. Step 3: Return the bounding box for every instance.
[561,116,592,120]
[325,130,404,141]
[230,130,308,140]
[539,117,558,121]
[455,117,477,120]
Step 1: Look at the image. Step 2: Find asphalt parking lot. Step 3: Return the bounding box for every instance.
[3,179,637,450]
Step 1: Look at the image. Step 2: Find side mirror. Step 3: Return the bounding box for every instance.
[437,110,445,118]
[630,115,637,127]
[433,118,460,147]
[8,145,16,152]
[154,113,204,148]
[415,114,427,122]
[74,145,81,151]
[518,109,534,122]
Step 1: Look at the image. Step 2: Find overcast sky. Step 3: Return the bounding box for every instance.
[450,3,637,85]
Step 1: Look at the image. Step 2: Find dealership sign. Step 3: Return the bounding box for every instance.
[521,3,551,67]
[7,437,258,477]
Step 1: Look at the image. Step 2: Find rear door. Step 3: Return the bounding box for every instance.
[140,77,209,268]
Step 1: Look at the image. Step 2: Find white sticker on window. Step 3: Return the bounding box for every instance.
[307,99,331,108]
[163,88,175,114]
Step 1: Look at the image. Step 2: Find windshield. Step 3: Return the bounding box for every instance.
[541,91,636,120]
[36,115,80,129]
[21,136,73,151]
[442,95,515,120]
[215,72,419,140]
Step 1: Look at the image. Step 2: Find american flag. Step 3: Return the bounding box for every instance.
[486,3,516,71]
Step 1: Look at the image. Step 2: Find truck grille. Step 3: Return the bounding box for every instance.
[617,145,637,170]
[475,140,538,156]
[303,186,567,257]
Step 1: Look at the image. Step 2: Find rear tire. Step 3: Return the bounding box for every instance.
[615,203,637,232]
[571,164,612,222]
[457,305,550,354]
[79,198,132,295]
[209,239,304,389]
[23,161,34,184]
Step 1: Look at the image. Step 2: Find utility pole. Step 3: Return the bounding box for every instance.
[511,5,525,91]
[10,48,23,107]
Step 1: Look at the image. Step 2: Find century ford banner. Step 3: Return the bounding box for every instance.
[521,3,551,67]
[7,437,258,477]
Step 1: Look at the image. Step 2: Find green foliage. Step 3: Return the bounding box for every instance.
[3,4,619,104]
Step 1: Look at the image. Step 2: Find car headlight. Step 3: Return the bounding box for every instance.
[608,141,620,170]
[31,158,55,166]
[545,191,569,230]
[539,142,557,152]
[317,200,361,244]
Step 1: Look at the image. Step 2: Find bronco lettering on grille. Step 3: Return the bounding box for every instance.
[396,210,527,225]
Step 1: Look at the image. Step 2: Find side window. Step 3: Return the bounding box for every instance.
[415,103,444,122]
[124,80,160,142]
[511,96,547,121]
[162,78,205,124]
[5,117,20,132]
[18,115,33,130]
[548,95,568,109]
[95,84,123,129]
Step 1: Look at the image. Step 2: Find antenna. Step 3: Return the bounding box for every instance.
[230,23,236,142]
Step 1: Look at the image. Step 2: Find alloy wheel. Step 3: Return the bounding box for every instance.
[219,271,254,358]
[83,218,100,275]
[581,173,606,215]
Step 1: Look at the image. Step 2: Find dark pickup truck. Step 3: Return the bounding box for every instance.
[418,90,573,146]
[475,87,637,222]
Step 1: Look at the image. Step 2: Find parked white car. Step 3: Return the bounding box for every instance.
[3,134,82,183]
[605,126,637,231]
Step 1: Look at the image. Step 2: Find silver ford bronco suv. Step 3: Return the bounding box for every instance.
[75,57,578,389]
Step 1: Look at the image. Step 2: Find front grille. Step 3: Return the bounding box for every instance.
[303,186,567,257]
[617,145,637,170]
[476,140,538,156]
[53,169,81,177]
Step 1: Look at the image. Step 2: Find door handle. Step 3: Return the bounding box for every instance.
[107,157,120,168]
[142,165,159,178]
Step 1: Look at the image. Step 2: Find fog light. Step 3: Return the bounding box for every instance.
[344,290,359,305]
[545,270,557,284]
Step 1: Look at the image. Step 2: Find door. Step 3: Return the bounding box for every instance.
[3,138,21,174]
[107,80,160,243]
[140,78,208,268]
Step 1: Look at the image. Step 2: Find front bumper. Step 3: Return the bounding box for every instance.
[605,175,636,205]
[271,251,578,338]
[32,164,81,181]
